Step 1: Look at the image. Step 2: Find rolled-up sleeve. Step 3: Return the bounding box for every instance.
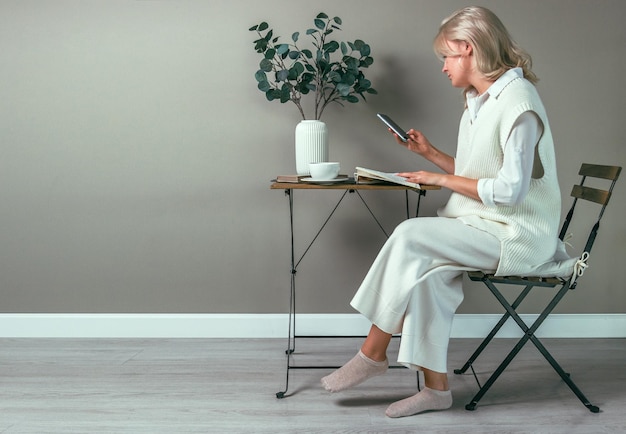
[477,111,543,207]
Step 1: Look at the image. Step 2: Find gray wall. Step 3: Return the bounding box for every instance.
[1,0,624,315]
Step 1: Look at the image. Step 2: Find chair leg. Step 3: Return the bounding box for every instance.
[528,334,599,413]
[455,284,533,376]
[464,329,534,411]
[464,280,600,412]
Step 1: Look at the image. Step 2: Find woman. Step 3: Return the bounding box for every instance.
[321,6,561,418]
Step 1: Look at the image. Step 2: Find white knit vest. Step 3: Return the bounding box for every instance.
[438,77,561,276]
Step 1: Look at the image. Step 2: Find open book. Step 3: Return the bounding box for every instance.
[355,167,421,189]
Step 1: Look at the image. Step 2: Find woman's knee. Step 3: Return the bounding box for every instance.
[391,217,439,241]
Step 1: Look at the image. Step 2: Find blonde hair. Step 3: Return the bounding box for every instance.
[434,6,537,93]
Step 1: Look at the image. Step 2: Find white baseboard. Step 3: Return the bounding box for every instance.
[0,313,624,338]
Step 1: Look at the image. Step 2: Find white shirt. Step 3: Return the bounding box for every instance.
[467,68,543,207]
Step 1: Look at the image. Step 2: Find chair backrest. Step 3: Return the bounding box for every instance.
[558,163,621,258]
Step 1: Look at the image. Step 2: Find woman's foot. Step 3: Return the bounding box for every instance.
[385,387,453,418]
[321,350,388,393]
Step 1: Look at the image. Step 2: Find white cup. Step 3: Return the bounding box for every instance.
[309,162,340,180]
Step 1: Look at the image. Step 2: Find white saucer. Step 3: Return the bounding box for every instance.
[301,176,350,184]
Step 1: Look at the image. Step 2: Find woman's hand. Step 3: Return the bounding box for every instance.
[391,128,433,157]
[406,129,435,156]
[397,171,445,187]
[391,127,456,175]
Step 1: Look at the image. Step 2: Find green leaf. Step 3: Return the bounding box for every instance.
[259,58,273,72]
[288,50,300,60]
[340,42,348,56]
[254,39,267,53]
[317,12,328,19]
[314,18,325,30]
[353,39,365,50]
[255,70,267,82]
[249,25,258,32]
[257,80,271,92]
[346,95,359,103]
[293,62,305,75]
[263,29,274,42]
[306,28,317,35]
[265,89,277,101]
[359,44,371,57]
[258,22,269,32]
[344,57,359,71]
[323,41,339,53]
[276,44,289,55]
[328,71,342,82]
[264,48,276,60]
[276,69,289,81]
[288,62,304,80]
[292,32,299,43]
[301,49,313,59]
[295,81,309,94]
[361,56,374,67]
[336,82,351,96]
[341,73,356,86]
[333,16,342,25]
[280,86,291,103]
[318,59,330,73]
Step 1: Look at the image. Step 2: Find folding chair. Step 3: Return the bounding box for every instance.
[454,163,621,413]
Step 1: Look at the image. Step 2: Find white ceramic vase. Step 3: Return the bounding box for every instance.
[295,120,329,175]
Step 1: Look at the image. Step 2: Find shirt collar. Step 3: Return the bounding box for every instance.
[485,67,523,99]
[466,67,524,120]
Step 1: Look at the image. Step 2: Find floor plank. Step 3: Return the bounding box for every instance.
[0,338,624,433]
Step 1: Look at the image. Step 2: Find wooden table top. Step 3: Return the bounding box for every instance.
[270,177,440,191]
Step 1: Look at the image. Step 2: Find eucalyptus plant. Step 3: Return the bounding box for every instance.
[249,12,377,120]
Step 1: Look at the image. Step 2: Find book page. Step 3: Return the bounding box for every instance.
[355,167,420,189]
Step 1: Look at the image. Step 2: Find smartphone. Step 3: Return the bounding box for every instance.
[377,113,409,142]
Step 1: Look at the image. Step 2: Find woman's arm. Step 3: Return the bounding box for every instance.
[477,111,543,206]
[397,171,481,201]
[395,112,542,204]
[391,128,480,198]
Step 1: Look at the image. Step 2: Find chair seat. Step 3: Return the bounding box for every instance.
[467,271,565,287]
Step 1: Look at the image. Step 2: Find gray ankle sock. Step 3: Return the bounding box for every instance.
[385,387,453,418]
[321,350,388,393]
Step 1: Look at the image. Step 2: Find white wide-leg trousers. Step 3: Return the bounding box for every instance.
[350,217,501,373]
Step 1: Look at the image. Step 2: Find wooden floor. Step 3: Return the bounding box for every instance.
[0,337,624,433]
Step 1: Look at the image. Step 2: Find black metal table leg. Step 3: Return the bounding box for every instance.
[276,188,426,398]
